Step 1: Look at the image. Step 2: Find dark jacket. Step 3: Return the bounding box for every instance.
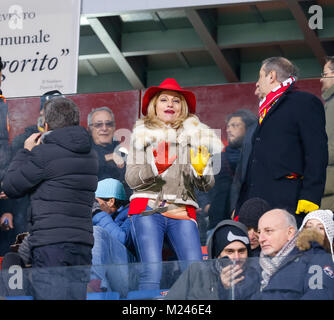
[91,139,131,201]
[252,243,334,300]
[232,122,257,213]
[2,126,99,249]
[0,98,16,255]
[11,125,39,157]
[208,146,241,229]
[238,88,328,214]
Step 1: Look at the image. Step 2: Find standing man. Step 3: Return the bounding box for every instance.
[2,97,99,299]
[0,57,15,245]
[237,57,328,227]
[207,109,257,232]
[320,56,334,211]
[88,107,131,200]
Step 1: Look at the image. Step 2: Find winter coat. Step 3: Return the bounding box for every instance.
[166,220,260,300]
[252,230,334,300]
[125,116,223,213]
[321,84,334,211]
[2,126,99,249]
[91,139,131,200]
[208,146,241,229]
[92,204,131,245]
[11,125,39,157]
[238,88,328,214]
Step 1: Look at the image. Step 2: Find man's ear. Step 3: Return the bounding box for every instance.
[269,70,277,83]
[287,226,296,240]
[108,198,116,208]
[44,123,49,132]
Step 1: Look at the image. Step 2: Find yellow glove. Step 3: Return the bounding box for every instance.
[190,146,211,176]
[296,199,319,214]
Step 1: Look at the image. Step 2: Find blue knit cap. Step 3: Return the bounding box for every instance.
[95,178,126,200]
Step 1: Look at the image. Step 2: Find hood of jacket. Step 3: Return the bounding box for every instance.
[42,125,91,153]
[207,219,250,259]
[131,116,224,155]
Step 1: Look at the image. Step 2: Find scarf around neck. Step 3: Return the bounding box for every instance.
[258,76,296,125]
[259,235,297,291]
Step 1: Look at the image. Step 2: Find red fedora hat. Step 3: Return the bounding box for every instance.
[141,78,196,115]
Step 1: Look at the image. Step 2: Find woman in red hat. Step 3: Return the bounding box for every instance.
[125,78,223,290]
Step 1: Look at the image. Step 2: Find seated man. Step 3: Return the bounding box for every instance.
[166,220,259,300]
[254,209,334,300]
[89,178,135,297]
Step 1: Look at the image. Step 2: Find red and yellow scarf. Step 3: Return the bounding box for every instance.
[259,76,296,125]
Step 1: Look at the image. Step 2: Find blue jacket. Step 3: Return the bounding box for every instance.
[252,243,334,300]
[92,205,130,245]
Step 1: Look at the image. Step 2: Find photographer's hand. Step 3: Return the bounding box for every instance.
[24,132,42,151]
[220,264,244,289]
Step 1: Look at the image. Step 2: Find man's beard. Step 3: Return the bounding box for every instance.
[228,136,243,149]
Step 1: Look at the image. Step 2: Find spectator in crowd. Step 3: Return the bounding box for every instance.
[125,78,223,290]
[88,106,131,200]
[166,220,258,300]
[237,197,272,256]
[0,56,16,255]
[253,209,334,299]
[207,109,257,233]
[236,57,328,227]
[4,91,64,256]
[89,178,135,297]
[297,209,334,262]
[2,97,99,300]
[320,56,334,211]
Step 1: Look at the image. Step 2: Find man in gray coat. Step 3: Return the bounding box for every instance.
[320,56,334,211]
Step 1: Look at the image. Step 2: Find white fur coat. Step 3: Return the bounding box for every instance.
[131,116,224,154]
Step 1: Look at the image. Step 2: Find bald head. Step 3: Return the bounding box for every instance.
[258,209,297,257]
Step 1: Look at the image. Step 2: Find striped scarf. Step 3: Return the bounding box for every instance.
[259,77,296,125]
[259,235,297,291]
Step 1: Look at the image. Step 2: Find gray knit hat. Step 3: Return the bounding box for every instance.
[299,209,334,262]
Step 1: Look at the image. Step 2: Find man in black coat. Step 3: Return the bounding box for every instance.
[2,97,99,299]
[237,57,328,227]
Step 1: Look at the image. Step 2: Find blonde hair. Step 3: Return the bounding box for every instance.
[142,90,195,129]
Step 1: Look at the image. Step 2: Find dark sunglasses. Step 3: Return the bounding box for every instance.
[90,121,114,129]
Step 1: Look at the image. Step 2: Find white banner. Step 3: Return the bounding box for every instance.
[0,0,81,98]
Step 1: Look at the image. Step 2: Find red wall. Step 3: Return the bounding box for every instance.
[7,79,322,146]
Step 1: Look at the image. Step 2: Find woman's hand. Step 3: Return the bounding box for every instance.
[153,141,177,174]
[190,146,210,176]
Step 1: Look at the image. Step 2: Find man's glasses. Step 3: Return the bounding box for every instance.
[321,70,334,78]
[90,121,114,129]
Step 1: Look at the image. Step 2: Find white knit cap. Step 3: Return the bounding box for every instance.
[299,209,334,262]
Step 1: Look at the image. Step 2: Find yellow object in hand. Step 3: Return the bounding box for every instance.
[296,199,319,214]
[190,146,211,176]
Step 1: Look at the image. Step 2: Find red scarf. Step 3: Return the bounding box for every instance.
[258,76,295,124]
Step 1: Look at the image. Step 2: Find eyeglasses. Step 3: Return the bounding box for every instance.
[90,121,114,129]
[321,70,334,78]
